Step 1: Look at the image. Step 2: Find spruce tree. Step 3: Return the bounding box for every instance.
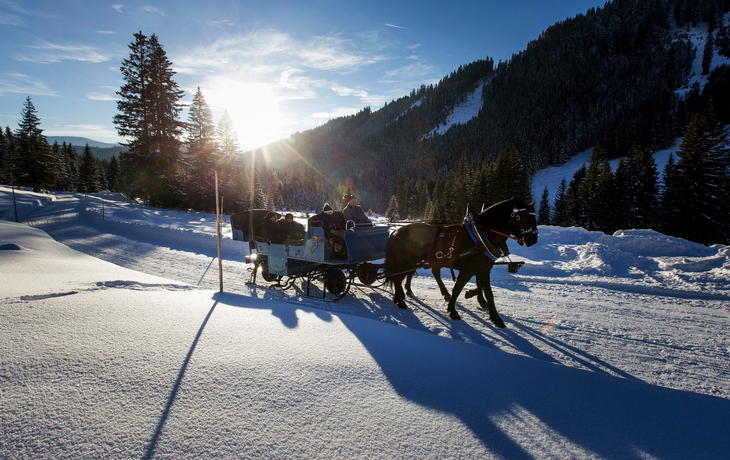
[672,113,729,244]
[630,146,660,229]
[78,144,101,193]
[13,97,57,191]
[567,164,587,228]
[217,111,242,157]
[114,32,185,207]
[385,195,399,221]
[552,178,570,227]
[185,87,218,210]
[537,186,552,225]
[660,153,682,236]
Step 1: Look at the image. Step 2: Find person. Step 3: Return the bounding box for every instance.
[342,193,371,227]
[260,211,284,244]
[317,203,348,259]
[279,212,305,242]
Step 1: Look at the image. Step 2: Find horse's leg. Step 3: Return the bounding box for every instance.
[405,272,414,297]
[446,271,471,320]
[476,268,505,328]
[392,273,410,309]
[432,268,451,301]
[464,287,478,300]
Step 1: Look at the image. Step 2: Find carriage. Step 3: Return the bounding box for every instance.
[231,209,390,301]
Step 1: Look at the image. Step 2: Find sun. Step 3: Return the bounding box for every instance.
[203,79,289,151]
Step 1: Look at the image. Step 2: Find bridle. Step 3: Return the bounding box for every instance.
[481,206,537,245]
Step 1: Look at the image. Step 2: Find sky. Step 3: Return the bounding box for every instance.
[0,0,606,150]
[2,179,729,457]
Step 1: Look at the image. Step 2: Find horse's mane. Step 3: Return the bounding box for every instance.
[480,197,520,217]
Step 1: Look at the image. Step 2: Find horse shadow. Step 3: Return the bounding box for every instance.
[336,312,730,459]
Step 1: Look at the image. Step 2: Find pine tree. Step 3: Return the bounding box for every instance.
[567,164,587,228]
[385,195,399,221]
[630,146,660,229]
[552,178,570,227]
[672,113,729,244]
[113,32,185,207]
[660,153,682,236]
[538,186,552,225]
[217,111,241,157]
[107,155,120,192]
[78,144,101,193]
[13,97,56,191]
[492,143,532,203]
[185,87,219,210]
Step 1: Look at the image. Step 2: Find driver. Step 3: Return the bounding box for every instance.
[342,193,371,227]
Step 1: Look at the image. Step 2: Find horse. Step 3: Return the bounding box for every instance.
[384,197,538,327]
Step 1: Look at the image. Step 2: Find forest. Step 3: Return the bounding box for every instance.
[1,0,729,245]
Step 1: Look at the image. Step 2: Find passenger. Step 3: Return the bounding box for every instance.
[342,193,372,227]
[320,203,347,259]
[260,211,284,244]
[279,212,305,242]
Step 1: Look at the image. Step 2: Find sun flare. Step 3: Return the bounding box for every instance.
[203,79,289,151]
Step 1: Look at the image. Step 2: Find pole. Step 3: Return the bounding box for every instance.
[215,170,223,292]
[11,173,18,222]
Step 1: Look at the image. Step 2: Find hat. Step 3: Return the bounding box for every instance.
[323,203,333,214]
[342,193,356,202]
[285,213,294,219]
[265,211,277,220]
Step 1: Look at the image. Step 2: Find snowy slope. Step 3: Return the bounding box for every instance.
[2,185,729,458]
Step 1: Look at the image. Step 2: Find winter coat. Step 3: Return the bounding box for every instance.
[343,205,371,227]
[260,219,284,244]
[279,217,305,240]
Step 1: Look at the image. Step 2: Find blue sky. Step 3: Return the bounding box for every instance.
[0,0,605,150]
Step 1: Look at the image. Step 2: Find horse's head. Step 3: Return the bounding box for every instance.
[509,198,538,247]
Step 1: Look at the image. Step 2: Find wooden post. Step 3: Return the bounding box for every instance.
[11,173,18,222]
[215,170,223,292]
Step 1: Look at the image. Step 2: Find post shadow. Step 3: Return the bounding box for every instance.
[143,301,218,460]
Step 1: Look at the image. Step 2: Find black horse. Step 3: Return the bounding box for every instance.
[384,197,538,327]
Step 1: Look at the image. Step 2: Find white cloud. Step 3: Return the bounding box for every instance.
[385,23,408,29]
[207,19,233,27]
[86,92,118,101]
[0,73,58,96]
[96,30,116,35]
[112,5,123,13]
[0,12,23,26]
[379,62,435,84]
[15,39,112,64]
[139,6,165,16]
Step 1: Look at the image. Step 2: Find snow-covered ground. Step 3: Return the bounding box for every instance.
[2,184,729,459]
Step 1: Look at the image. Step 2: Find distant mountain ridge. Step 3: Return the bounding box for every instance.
[46,136,120,149]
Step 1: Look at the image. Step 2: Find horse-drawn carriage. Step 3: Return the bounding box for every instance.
[231,209,390,301]
[231,197,538,327]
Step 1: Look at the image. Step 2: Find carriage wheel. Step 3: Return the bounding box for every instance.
[261,260,280,283]
[356,262,379,286]
[324,268,348,295]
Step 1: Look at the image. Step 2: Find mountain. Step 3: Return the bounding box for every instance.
[244,0,730,212]
[46,136,120,148]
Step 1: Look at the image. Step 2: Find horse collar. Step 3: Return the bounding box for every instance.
[464,212,500,261]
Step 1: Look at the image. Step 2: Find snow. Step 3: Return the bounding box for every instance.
[2,184,729,459]
[427,78,488,137]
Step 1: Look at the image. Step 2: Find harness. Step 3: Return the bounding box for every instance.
[463,212,501,261]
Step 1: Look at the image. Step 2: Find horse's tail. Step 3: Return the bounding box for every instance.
[383,235,398,290]
[383,227,417,291]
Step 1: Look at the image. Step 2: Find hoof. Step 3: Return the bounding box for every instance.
[406,290,414,297]
[448,311,461,320]
[464,289,478,300]
[490,316,506,328]
[397,301,409,310]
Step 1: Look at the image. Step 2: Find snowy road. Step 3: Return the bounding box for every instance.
[16,190,730,401]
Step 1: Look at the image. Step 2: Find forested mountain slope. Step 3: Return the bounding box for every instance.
[249,0,730,214]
